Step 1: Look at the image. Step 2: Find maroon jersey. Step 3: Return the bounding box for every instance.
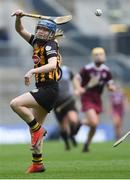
[79,62,113,113]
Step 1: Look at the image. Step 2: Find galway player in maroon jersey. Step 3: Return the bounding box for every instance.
[74,47,116,152]
[109,85,128,140]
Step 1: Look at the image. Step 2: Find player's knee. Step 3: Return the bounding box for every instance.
[90,121,98,128]
[60,121,68,130]
[10,98,20,111]
[68,111,78,122]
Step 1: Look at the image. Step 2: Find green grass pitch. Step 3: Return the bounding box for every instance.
[0,141,130,179]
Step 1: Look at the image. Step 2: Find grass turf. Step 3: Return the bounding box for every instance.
[0,141,130,179]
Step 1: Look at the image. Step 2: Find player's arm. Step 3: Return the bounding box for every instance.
[73,73,85,95]
[69,70,76,89]
[106,70,116,92]
[69,69,74,81]
[33,41,58,73]
[73,74,82,89]
[107,80,116,91]
[14,9,31,42]
[73,67,90,95]
[32,57,57,74]
[24,41,58,86]
[24,57,57,86]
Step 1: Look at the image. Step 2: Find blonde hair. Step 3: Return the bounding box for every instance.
[92,47,105,55]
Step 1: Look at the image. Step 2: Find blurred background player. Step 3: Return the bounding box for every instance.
[74,47,116,152]
[54,65,81,150]
[109,84,128,140]
[10,9,62,173]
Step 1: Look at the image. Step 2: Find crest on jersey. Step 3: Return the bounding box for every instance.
[45,46,52,51]
[32,54,41,64]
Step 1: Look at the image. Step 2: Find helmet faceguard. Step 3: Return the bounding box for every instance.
[35,19,57,42]
[92,47,106,66]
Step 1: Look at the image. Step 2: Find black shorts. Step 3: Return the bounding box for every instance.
[54,97,77,123]
[30,81,59,113]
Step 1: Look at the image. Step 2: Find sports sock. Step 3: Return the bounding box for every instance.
[60,130,70,149]
[70,136,77,147]
[70,121,81,136]
[82,143,89,152]
[28,119,41,132]
[32,153,43,164]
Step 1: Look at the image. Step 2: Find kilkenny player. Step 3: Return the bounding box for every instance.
[10,9,62,173]
[74,47,116,152]
[54,65,81,150]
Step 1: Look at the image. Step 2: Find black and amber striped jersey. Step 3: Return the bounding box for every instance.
[29,35,61,84]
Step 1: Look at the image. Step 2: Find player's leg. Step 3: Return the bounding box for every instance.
[60,116,71,150]
[67,110,80,147]
[113,113,122,140]
[10,92,46,147]
[54,106,71,150]
[65,100,81,146]
[82,109,99,152]
[10,92,37,123]
[67,110,81,134]
[27,107,47,173]
[10,92,48,173]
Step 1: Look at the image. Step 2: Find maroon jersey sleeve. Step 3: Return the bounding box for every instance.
[79,67,90,86]
[106,70,113,84]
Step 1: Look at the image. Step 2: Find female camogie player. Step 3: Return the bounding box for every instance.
[109,85,128,139]
[74,47,116,152]
[10,9,62,173]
